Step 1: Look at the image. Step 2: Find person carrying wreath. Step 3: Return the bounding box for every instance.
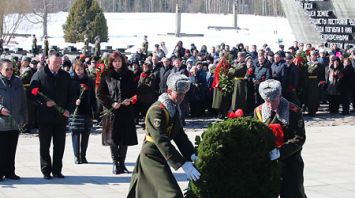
[128,73,200,198]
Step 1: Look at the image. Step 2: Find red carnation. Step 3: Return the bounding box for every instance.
[31,87,39,96]
[268,123,284,148]
[141,72,148,78]
[247,68,253,75]
[131,94,138,105]
[234,109,244,117]
[80,83,89,91]
[31,87,65,114]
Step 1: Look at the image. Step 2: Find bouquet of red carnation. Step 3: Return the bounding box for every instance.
[226,109,244,119]
[268,123,284,148]
[140,72,148,79]
[73,83,89,116]
[31,87,65,114]
[100,94,138,118]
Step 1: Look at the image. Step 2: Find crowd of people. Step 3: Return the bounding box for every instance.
[0,39,354,197]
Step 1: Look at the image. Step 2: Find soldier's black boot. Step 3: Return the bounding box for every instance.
[110,146,124,174]
[80,132,90,164]
[72,132,81,164]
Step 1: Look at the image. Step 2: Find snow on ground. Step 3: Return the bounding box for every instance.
[5,12,295,54]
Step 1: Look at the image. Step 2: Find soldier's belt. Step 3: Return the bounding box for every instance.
[308,76,317,79]
[234,77,244,80]
[23,84,30,87]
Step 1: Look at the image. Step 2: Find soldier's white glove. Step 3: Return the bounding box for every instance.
[191,153,198,162]
[269,148,280,161]
[182,162,200,181]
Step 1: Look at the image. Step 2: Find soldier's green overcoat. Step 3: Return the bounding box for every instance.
[254,99,307,198]
[229,63,247,111]
[128,101,195,198]
[305,61,324,115]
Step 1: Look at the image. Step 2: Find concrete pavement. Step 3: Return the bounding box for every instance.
[1,119,355,198]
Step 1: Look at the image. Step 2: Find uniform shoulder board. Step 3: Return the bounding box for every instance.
[289,103,299,112]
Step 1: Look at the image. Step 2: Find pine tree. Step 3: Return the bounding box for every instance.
[63,0,108,43]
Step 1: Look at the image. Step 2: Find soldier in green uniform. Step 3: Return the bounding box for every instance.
[229,52,247,112]
[43,35,49,58]
[254,79,306,198]
[94,36,101,59]
[32,34,38,56]
[142,35,148,56]
[128,73,200,198]
[304,50,324,116]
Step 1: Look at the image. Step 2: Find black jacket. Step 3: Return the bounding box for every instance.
[30,66,76,125]
[97,67,138,146]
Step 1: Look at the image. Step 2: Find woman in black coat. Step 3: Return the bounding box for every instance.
[97,51,138,174]
[68,61,97,164]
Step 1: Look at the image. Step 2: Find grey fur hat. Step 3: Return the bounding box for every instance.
[167,73,191,93]
[259,79,282,100]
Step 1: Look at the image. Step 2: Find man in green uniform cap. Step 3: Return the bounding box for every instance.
[128,73,200,198]
[254,79,307,198]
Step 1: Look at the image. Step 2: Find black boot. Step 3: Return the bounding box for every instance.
[110,146,123,174]
[118,145,129,173]
[80,132,90,164]
[72,132,81,164]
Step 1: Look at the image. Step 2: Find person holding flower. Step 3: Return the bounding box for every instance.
[68,61,97,164]
[0,59,27,181]
[97,51,138,174]
[29,53,76,179]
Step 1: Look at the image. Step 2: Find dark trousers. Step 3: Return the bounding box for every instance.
[72,131,90,159]
[0,131,19,177]
[38,124,66,175]
[328,95,340,113]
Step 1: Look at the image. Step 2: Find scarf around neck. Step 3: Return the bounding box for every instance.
[261,97,290,125]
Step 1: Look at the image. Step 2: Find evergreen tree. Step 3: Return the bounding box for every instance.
[63,0,108,43]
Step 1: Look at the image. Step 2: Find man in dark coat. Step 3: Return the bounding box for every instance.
[254,79,306,198]
[159,57,172,94]
[253,55,272,106]
[30,53,76,179]
[128,73,200,198]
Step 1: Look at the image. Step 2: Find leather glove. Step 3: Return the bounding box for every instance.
[191,153,198,162]
[269,148,280,161]
[182,162,201,181]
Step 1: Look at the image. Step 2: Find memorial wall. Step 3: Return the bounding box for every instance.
[281,0,355,49]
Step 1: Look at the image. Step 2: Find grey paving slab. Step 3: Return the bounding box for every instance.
[1,123,355,198]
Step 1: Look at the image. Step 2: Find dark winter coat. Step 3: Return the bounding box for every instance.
[68,74,97,133]
[29,66,76,125]
[97,67,138,146]
[137,71,158,104]
[159,65,172,94]
[0,75,28,131]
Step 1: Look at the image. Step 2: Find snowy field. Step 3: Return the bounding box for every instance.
[4,12,295,54]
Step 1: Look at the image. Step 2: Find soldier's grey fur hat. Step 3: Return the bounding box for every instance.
[167,73,191,93]
[259,79,282,101]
